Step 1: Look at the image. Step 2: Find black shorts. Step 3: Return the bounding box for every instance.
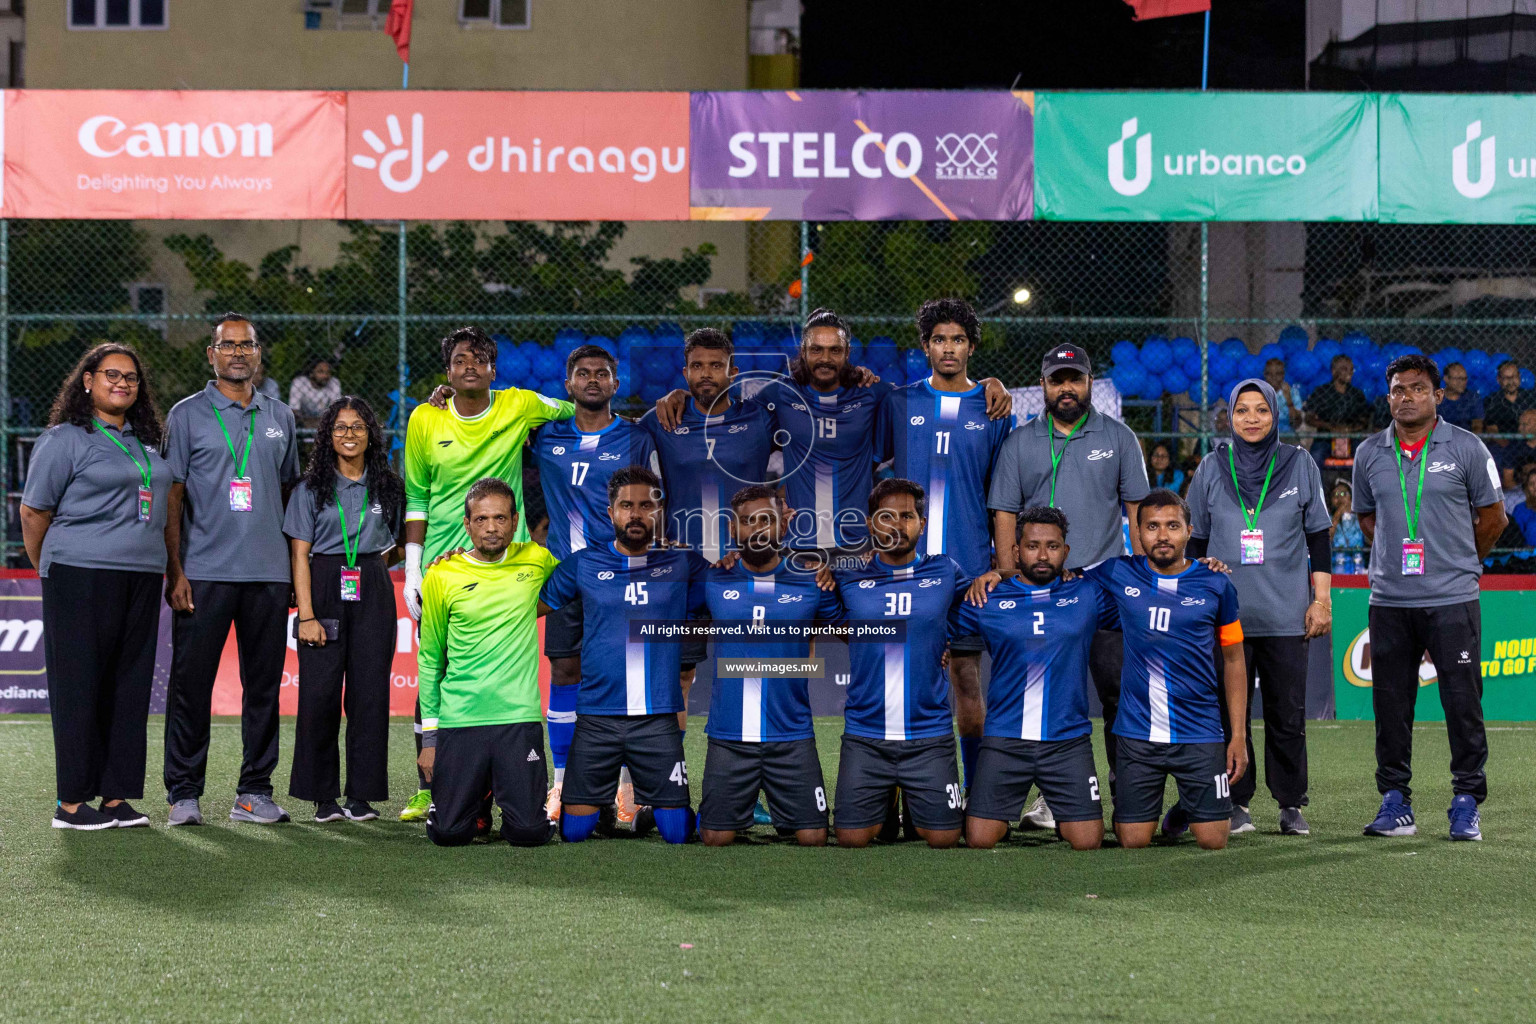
[966,734,1103,824]
[948,633,985,656]
[834,732,963,831]
[543,595,582,660]
[426,722,552,847]
[563,713,691,809]
[698,737,828,832]
[1113,735,1232,825]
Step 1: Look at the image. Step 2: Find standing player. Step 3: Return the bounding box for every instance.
[697,485,843,847]
[954,506,1114,851]
[1094,490,1249,851]
[530,344,656,821]
[539,466,709,844]
[416,478,558,847]
[399,326,574,821]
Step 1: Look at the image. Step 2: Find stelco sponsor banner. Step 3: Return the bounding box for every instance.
[1033,91,1378,221]
[345,91,690,220]
[3,90,346,219]
[689,90,1035,221]
[1379,94,1536,224]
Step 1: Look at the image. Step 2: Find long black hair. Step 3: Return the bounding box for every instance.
[303,396,404,525]
[48,342,163,447]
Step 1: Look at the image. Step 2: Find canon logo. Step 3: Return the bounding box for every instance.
[78,116,275,159]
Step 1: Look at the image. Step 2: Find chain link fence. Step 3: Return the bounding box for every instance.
[7,217,1536,566]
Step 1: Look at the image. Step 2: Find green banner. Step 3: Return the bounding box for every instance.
[1033,92,1378,221]
[1333,588,1536,721]
[1379,93,1536,223]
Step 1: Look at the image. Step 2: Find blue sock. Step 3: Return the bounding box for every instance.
[653,807,695,844]
[561,811,599,843]
[960,735,981,790]
[547,684,578,774]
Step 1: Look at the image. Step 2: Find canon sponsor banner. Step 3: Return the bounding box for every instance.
[1033,91,1377,221]
[345,91,689,220]
[689,90,1034,221]
[2,90,346,219]
[1378,94,1536,224]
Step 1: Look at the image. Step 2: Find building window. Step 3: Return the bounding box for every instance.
[459,0,530,29]
[70,0,166,29]
[129,283,167,338]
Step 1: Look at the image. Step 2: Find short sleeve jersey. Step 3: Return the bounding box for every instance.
[530,415,655,560]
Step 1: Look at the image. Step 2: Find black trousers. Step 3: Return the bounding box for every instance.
[1369,601,1488,804]
[288,554,393,803]
[427,722,552,848]
[1216,635,1310,808]
[1090,629,1123,776]
[41,564,161,804]
[163,579,289,802]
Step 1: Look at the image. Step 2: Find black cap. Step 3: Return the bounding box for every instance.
[1042,345,1092,378]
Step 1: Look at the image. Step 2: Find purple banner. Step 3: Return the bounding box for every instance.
[689,90,1034,221]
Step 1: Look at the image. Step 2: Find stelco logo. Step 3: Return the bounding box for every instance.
[79,116,275,159]
[1107,117,1307,198]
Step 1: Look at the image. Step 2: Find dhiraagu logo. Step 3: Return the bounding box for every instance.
[1108,118,1151,196]
[1452,121,1497,199]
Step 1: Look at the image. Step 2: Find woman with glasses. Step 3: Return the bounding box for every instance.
[21,344,170,830]
[283,397,404,823]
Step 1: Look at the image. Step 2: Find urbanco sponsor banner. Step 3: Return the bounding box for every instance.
[1379,94,1536,223]
[689,90,1034,220]
[1034,91,1377,221]
[3,90,346,219]
[346,91,690,220]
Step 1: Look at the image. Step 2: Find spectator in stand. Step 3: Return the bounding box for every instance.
[1496,408,1536,490]
[1304,355,1371,467]
[252,368,281,403]
[1146,441,1186,494]
[1439,363,1485,433]
[1264,358,1304,437]
[1508,465,1536,548]
[1213,400,1229,436]
[1330,479,1366,574]
[289,357,343,430]
[1483,359,1535,446]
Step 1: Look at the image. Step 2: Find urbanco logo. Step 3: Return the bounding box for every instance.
[1108,118,1152,197]
[352,113,449,194]
[1452,121,1496,200]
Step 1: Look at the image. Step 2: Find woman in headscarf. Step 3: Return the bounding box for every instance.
[1182,378,1333,838]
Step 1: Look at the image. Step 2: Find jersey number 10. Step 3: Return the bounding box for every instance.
[1148,606,1171,632]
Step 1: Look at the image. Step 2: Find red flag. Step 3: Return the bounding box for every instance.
[1125,0,1210,19]
[385,0,413,63]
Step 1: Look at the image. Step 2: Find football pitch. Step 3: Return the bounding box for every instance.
[3,716,1535,1023]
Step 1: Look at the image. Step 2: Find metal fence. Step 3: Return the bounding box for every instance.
[7,217,1536,565]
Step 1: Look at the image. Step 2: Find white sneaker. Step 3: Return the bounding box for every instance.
[1019,793,1056,831]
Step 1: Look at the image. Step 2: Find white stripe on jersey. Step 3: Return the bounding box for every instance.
[883,641,906,741]
[750,576,776,596]
[1156,576,1179,595]
[938,395,962,421]
[1148,652,1172,743]
[702,484,723,562]
[1021,660,1046,741]
[815,463,835,548]
[927,472,947,557]
[579,434,600,452]
[741,677,763,743]
[625,639,648,715]
[567,508,586,554]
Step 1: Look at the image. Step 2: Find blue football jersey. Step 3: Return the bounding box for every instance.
[639,398,775,561]
[760,379,893,548]
[1091,556,1243,745]
[531,416,656,560]
[875,380,1011,577]
[539,543,709,716]
[835,553,969,742]
[949,574,1117,742]
[701,561,845,743]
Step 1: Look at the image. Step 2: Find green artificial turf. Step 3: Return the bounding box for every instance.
[2,716,1534,1023]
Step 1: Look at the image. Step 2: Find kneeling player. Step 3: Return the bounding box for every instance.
[698,486,843,847]
[1095,490,1248,851]
[955,506,1111,850]
[538,466,709,844]
[417,478,559,848]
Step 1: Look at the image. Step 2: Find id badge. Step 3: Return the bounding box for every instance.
[229,477,253,512]
[1402,540,1425,576]
[137,486,153,523]
[340,567,361,602]
[1239,529,1265,565]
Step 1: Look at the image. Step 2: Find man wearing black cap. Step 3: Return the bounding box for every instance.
[986,345,1151,825]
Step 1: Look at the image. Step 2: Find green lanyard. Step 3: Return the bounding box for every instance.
[1392,435,1431,541]
[1047,415,1086,507]
[210,403,256,478]
[1227,447,1277,532]
[95,420,151,490]
[336,488,368,569]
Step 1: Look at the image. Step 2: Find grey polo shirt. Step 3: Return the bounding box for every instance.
[22,421,172,578]
[987,408,1151,570]
[1188,445,1330,637]
[283,474,398,557]
[165,382,299,583]
[1352,418,1501,608]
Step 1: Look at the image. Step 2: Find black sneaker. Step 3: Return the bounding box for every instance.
[52,803,117,830]
[98,800,149,827]
[343,799,379,822]
[314,800,345,823]
[1279,806,1311,836]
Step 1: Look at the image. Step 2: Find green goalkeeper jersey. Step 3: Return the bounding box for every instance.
[417,543,558,735]
[404,388,574,563]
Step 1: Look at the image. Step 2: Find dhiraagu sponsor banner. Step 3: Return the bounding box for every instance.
[1333,586,1536,721]
[1379,94,1536,223]
[1033,92,1378,221]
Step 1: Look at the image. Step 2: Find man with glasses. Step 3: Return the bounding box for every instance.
[162,312,300,825]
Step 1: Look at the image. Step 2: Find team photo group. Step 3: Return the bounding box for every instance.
[29,296,1500,848]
